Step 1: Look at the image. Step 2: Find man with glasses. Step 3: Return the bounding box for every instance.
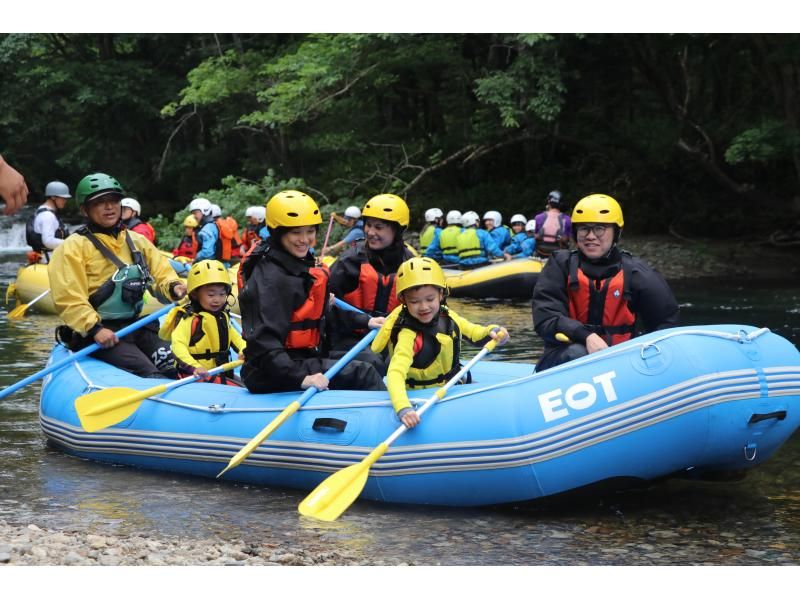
[531,193,679,372]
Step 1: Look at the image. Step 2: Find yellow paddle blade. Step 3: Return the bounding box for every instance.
[7,303,30,319]
[76,384,167,433]
[299,442,388,522]
[217,400,301,478]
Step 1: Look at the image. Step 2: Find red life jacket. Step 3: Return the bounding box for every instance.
[343,261,399,317]
[237,239,262,291]
[173,233,198,259]
[129,220,156,244]
[285,265,330,350]
[567,254,636,346]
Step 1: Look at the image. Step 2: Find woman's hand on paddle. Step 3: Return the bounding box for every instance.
[368,316,385,329]
[585,333,609,354]
[490,326,510,345]
[93,327,119,349]
[301,373,329,391]
[193,367,210,380]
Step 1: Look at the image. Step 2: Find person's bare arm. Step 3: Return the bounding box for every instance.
[0,155,29,215]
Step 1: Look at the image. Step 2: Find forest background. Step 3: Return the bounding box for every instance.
[1,32,799,250]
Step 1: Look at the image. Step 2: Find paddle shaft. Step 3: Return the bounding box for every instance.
[83,359,243,417]
[384,339,498,446]
[0,302,176,401]
[216,327,379,477]
[22,288,50,307]
[320,213,335,257]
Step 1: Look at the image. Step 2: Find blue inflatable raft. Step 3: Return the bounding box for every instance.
[39,325,800,507]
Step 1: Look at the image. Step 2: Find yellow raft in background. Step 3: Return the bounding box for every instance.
[6,256,241,317]
[443,257,546,299]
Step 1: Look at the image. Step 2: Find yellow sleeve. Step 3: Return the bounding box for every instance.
[133,232,182,302]
[170,316,202,369]
[48,237,100,335]
[385,328,417,414]
[230,318,246,353]
[448,308,497,344]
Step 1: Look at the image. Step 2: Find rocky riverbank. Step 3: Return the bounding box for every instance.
[620,234,798,281]
[0,519,368,566]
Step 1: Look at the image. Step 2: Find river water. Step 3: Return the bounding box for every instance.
[1,218,799,565]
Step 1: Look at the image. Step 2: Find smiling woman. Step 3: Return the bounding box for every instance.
[236,190,385,396]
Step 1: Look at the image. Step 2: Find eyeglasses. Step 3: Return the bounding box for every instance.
[576,224,609,238]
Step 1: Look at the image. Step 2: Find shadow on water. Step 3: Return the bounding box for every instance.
[1,247,798,564]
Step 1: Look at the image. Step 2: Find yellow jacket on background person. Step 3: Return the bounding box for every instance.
[371,303,498,415]
[49,227,182,337]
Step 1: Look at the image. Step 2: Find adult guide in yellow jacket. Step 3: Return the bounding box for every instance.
[371,304,499,416]
[49,227,182,336]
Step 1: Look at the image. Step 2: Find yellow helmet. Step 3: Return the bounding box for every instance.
[395,257,447,299]
[362,193,410,227]
[183,214,199,228]
[266,190,322,229]
[572,194,624,227]
[187,260,231,294]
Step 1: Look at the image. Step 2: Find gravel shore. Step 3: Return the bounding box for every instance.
[0,519,366,566]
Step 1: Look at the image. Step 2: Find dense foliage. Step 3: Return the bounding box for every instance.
[2,33,798,242]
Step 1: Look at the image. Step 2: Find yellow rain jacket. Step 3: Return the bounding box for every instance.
[371,304,497,414]
[49,228,181,336]
[160,305,245,372]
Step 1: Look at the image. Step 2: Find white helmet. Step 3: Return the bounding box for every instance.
[344,206,362,220]
[461,210,480,228]
[188,197,212,216]
[525,219,537,233]
[424,207,443,222]
[120,197,141,215]
[483,210,502,227]
[45,181,71,199]
[210,204,222,218]
[510,213,526,225]
[252,206,266,223]
[446,209,462,225]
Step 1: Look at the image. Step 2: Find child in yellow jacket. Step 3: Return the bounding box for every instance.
[371,257,509,428]
[159,260,245,384]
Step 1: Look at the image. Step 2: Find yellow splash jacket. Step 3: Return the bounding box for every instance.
[371,304,497,414]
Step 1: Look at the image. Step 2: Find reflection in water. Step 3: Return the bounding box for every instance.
[1,254,799,564]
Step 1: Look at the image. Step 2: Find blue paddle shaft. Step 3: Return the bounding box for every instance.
[0,302,176,401]
[295,327,378,408]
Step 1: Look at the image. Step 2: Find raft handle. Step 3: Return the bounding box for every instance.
[640,343,661,360]
[313,417,348,433]
[748,410,787,425]
[743,443,758,461]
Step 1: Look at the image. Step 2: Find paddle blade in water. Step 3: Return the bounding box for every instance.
[298,443,388,521]
[75,386,152,433]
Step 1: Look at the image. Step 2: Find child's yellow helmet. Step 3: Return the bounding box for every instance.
[187,260,231,294]
[395,257,447,299]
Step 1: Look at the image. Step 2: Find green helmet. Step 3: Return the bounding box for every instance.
[76,173,125,205]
